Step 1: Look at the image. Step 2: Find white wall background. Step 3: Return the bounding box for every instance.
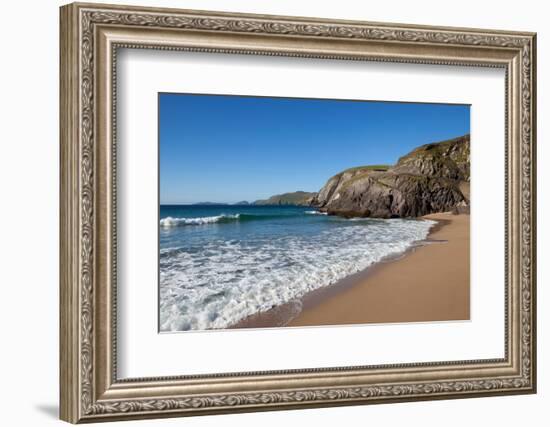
[0,0,545,426]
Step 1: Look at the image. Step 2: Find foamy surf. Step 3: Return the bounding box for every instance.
[159,214,436,332]
[160,214,240,227]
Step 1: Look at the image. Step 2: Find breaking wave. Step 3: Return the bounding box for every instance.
[160,214,240,227]
[159,217,436,331]
[159,211,318,227]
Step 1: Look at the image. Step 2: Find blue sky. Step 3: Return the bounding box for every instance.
[159,93,470,204]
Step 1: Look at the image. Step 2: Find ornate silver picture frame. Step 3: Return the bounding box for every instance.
[60,2,536,423]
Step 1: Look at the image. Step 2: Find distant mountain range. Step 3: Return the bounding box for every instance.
[191,202,227,206]
[190,193,316,207]
[190,201,249,206]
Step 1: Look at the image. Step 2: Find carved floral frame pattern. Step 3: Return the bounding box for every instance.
[60,2,536,423]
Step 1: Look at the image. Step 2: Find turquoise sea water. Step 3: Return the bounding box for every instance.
[159,204,435,331]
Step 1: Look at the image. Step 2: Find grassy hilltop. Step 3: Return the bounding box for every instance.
[254,191,317,206]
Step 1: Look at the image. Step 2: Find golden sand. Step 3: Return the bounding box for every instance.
[287,213,470,327]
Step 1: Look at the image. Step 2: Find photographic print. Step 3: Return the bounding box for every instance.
[60,5,536,420]
[159,94,471,332]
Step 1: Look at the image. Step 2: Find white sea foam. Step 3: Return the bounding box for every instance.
[159,218,436,332]
[305,210,328,215]
[160,214,240,227]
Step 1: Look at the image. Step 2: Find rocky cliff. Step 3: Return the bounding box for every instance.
[312,134,470,218]
[254,191,317,206]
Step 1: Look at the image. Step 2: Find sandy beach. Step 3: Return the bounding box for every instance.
[287,213,470,327]
[232,212,470,329]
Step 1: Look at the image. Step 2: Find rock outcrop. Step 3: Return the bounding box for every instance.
[312,134,470,218]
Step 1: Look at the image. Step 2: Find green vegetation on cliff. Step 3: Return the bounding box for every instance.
[254,191,317,206]
[337,164,391,175]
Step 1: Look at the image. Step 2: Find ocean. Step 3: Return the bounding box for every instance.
[159,204,435,331]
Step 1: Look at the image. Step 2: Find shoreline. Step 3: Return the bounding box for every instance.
[231,212,469,329]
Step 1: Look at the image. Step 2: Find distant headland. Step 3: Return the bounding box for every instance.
[249,134,470,218]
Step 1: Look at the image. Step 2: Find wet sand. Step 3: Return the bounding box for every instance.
[233,213,470,329]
